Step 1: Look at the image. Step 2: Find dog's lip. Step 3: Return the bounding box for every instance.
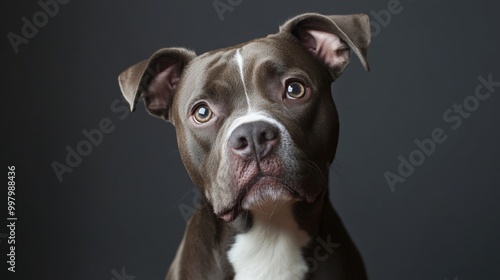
[217,175,301,222]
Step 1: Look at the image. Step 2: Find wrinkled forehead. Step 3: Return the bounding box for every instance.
[174,36,323,117]
[181,45,244,105]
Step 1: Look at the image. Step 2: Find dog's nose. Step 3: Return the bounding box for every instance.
[229,121,279,160]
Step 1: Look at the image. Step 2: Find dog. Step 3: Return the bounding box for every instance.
[118,12,371,280]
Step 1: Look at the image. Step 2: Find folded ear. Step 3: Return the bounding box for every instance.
[118,48,196,120]
[279,13,371,79]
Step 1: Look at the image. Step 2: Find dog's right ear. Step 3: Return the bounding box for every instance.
[118,48,196,121]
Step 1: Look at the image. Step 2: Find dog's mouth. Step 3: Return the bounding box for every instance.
[215,151,327,222]
[218,175,302,222]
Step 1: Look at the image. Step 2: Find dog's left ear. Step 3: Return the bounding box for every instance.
[279,13,371,79]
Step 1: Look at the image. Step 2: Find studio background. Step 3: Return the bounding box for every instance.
[2,0,499,279]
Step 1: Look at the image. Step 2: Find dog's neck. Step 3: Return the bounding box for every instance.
[227,190,330,280]
[228,200,310,280]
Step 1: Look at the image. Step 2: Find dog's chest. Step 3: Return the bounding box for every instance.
[227,203,310,280]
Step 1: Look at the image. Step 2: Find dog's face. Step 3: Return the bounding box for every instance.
[174,39,339,221]
[118,13,370,222]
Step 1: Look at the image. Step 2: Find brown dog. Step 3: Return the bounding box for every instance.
[118,13,370,280]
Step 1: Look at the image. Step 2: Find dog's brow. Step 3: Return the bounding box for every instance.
[256,60,288,77]
[202,80,233,97]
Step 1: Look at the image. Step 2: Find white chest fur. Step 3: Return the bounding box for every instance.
[227,201,310,280]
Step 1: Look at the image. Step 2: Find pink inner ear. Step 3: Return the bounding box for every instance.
[143,62,181,116]
[300,29,350,70]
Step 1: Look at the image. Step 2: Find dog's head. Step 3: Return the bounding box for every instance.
[118,13,370,222]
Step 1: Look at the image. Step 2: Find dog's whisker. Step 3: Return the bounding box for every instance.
[268,201,279,220]
[304,160,327,182]
[244,209,249,227]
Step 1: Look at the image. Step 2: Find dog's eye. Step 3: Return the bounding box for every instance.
[193,104,213,123]
[285,81,306,99]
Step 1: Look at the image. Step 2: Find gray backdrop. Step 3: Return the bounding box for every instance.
[2,0,499,279]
